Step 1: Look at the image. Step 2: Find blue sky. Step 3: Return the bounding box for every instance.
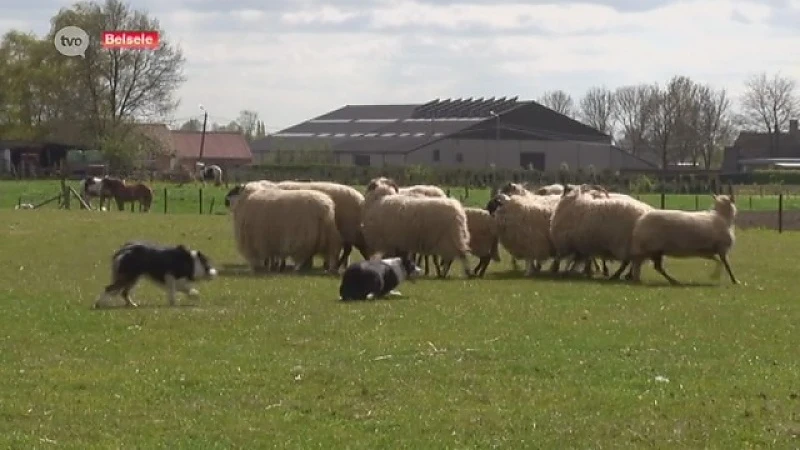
[2,0,799,132]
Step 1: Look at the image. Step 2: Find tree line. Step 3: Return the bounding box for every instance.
[538,72,800,169]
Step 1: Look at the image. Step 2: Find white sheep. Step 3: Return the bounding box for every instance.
[227,184,342,275]
[627,194,738,285]
[362,177,473,279]
[276,180,367,269]
[395,183,448,274]
[439,207,500,278]
[398,184,448,198]
[534,184,565,196]
[549,185,653,279]
[489,193,559,276]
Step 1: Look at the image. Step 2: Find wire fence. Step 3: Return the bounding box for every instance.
[5,182,800,232]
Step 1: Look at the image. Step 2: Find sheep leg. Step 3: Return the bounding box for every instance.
[583,258,594,277]
[549,259,560,274]
[458,255,474,278]
[434,256,444,276]
[439,258,454,278]
[718,253,738,284]
[652,254,680,285]
[490,239,501,262]
[602,259,610,277]
[337,243,353,269]
[510,258,520,272]
[609,260,630,280]
[474,257,490,277]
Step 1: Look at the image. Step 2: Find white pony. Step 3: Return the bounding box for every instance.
[195,162,223,187]
[81,176,109,210]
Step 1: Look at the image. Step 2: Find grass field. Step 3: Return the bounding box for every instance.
[4,179,800,213]
[0,209,798,448]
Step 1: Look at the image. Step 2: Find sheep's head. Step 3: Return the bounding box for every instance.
[486,193,511,216]
[364,181,398,204]
[561,184,580,197]
[366,177,399,193]
[499,182,527,196]
[224,184,245,209]
[582,184,610,199]
[712,194,737,222]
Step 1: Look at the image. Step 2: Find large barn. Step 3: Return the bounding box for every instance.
[251,97,656,172]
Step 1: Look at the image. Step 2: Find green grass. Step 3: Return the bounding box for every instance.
[4,180,800,213]
[0,210,798,448]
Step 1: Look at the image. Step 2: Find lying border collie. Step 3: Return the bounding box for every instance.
[94,241,218,308]
[339,256,422,301]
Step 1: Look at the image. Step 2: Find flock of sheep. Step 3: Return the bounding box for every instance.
[223,176,739,286]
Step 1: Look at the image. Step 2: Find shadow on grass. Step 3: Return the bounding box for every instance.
[473,269,727,288]
[91,303,202,311]
[217,263,340,279]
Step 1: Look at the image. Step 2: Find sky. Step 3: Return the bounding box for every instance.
[1,0,799,132]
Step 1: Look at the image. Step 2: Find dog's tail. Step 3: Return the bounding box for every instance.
[110,244,136,278]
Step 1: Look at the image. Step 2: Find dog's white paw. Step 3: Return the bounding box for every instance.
[388,290,403,296]
[188,288,200,297]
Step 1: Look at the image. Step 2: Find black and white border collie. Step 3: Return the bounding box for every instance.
[94,241,218,308]
[339,256,422,301]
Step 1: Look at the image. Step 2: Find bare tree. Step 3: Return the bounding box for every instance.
[237,109,259,140]
[613,84,656,156]
[179,118,201,131]
[740,72,800,155]
[579,86,617,135]
[48,0,187,140]
[649,75,699,168]
[696,86,734,169]
[538,90,576,118]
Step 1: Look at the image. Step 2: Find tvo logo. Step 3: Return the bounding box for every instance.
[54,26,89,58]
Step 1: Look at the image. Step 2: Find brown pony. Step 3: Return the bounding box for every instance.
[100,177,153,212]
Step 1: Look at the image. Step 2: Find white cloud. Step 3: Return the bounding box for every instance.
[281,6,360,25]
[230,9,266,23]
[0,0,798,131]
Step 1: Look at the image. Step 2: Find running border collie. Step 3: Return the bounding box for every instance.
[94,241,218,308]
[339,256,422,301]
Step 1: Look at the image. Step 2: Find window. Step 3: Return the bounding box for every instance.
[433,149,440,162]
[519,152,545,171]
[354,154,370,167]
[456,152,463,163]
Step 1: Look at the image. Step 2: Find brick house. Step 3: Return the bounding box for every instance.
[135,124,253,173]
[721,119,800,173]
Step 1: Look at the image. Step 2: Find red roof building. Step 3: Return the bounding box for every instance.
[135,124,253,172]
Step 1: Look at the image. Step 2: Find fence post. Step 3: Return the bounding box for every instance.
[694,195,699,210]
[660,192,666,209]
[130,200,134,212]
[749,196,752,211]
[17,196,22,208]
[209,197,215,215]
[778,193,783,233]
[163,188,168,214]
[199,188,203,215]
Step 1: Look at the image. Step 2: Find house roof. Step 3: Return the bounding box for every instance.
[731,130,800,158]
[170,130,252,161]
[252,96,611,155]
[133,124,252,161]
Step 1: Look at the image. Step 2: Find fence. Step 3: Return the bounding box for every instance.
[5,182,800,232]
